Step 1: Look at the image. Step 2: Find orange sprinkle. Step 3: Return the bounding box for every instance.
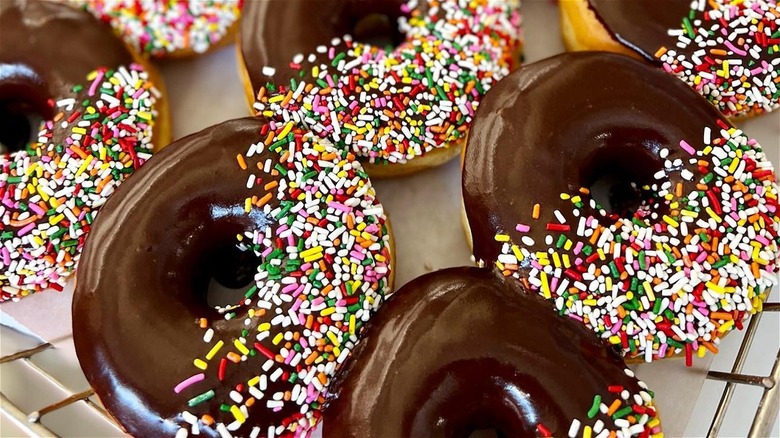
[236,154,248,170]
[257,192,273,207]
[606,399,622,416]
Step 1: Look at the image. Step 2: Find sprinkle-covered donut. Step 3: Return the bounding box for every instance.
[463,53,780,364]
[71,0,243,58]
[560,0,780,118]
[73,118,393,437]
[239,0,521,176]
[326,267,661,438]
[0,0,168,302]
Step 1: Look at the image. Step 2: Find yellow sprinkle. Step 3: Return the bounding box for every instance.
[206,341,224,360]
[321,307,336,317]
[234,339,250,355]
[303,253,323,263]
[48,214,64,225]
[540,271,551,299]
[706,207,722,223]
[662,215,679,228]
[193,359,208,370]
[349,314,356,335]
[278,121,293,139]
[495,234,510,242]
[583,425,592,438]
[300,246,324,257]
[718,320,735,333]
[230,405,246,424]
[248,376,260,387]
[326,331,341,347]
[272,333,284,345]
[258,323,271,332]
[706,281,725,295]
[75,155,94,177]
[643,281,656,302]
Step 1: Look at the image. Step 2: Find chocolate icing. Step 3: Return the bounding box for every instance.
[462,52,725,267]
[0,0,133,114]
[73,118,285,438]
[586,0,701,62]
[324,267,644,437]
[240,0,408,91]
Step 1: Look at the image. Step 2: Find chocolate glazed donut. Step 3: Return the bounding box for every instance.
[325,267,660,437]
[462,52,780,363]
[74,119,276,437]
[74,117,394,436]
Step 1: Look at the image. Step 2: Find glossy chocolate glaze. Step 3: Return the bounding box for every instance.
[325,267,643,437]
[462,52,725,267]
[587,0,697,62]
[0,0,133,115]
[73,118,284,437]
[240,0,408,91]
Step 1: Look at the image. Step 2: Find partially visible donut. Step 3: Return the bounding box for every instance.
[560,0,780,118]
[463,52,780,364]
[74,118,393,437]
[239,0,522,177]
[71,0,244,58]
[0,0,169,302]
[326,267,661,438]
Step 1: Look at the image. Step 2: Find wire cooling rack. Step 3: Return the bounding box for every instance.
[1,304,779,437]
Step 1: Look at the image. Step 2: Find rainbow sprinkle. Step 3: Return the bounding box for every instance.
[73,0,243,57]
[172,122,391,437]
[537,369,660,438]
[656,0,780,117]
[0,64,158,302]
[495,122,779,364]
[252,0,521,164]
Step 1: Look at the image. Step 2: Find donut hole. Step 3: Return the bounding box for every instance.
[0,99,46,154]
[204,243,261,309]
[580,144,667,218]
[351,13,405,50]
[0,66,52,155]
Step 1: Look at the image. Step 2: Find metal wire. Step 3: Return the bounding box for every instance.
[1,305,779,437]
[0,338,116,437]
[706,304,780,438]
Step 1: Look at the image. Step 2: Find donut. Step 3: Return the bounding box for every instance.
[462,52,780,364]
[0,0,169,302]
[70,0,243,58]
[325,267,662,438]
[559,0,780,118]
[238,0,522,177]
[73,117,393,437]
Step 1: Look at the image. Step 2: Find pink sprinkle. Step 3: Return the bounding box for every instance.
[17,223,36,237]
[173,373,205,394]
[679,140,696,155]
[88,70,105,97]
[515,223,530,233]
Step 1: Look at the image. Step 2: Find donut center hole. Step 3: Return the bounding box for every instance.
[204,243,261,309]
[580,146,666,218]
[0,99,44,154]
[352,13,404,50]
